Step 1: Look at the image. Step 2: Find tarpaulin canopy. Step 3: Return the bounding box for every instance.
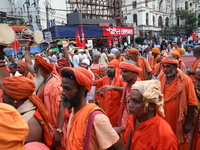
[43,25,103,39]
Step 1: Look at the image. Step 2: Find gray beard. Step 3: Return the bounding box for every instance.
[34,72,44,92]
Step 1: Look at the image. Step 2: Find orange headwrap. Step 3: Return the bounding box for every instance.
[152,47,160,54]
[108,59,120,69]
[170,51,180,59]
[107,54,115,59]
[35,55,53,73]
[57,58,67,66]
[119,62,141,74]
[161,57,179,65]
[128,48,139,54]
[0,103,28,150]
[2,76,50,125]
[18,60,28,70]
[62,67,93,92]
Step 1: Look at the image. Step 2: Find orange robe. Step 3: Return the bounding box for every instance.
[36,75,67,150]
[98,95,106,112]
[191,111,200,150]
[154,62,162,75]
[136,56,152,80]
[190,58,200,83]
[117,56,125,62]
[123,114,178,150]
[96,74,124,126]
[0,89,2,103]
[26,72,34,80]
[90,63,103,80]
[160,70,198,149]
[172,48,184,55]
[149,56,157,74]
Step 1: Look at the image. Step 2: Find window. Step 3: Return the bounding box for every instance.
[145,0,148,7]
[133,1,136,8]
[146,13,149,25]
[133,14,137,25]
[153,16,155,26]
[158,16,162,27]
[185,1,188,10]
[165,17,169,27]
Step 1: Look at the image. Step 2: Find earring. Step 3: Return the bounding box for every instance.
[14,100,17,104]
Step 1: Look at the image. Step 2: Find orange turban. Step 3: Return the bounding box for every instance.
[18,60,28,70]
[62,67,93,92]
[161,57,179,65]
[128,48,139,54]
[170,51,180,59]
[2,76,50,125]
[35,55,53,73]
[119,62,141,74]
[108,59,120,69]
[0,103,28,150]
[58,58,67,66]
[152,47,160,54]
[107,54,115,59]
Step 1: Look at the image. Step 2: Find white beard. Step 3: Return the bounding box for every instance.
[34,71,44,92]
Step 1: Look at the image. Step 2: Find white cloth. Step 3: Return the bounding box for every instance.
[86,69,96,101]
[78,53,87,62]
[73,55,80,67]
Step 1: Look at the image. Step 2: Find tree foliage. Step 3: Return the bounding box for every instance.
[135,36,145,44]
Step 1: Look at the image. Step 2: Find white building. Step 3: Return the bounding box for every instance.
[2,0,67,31]
[123,0,198,43]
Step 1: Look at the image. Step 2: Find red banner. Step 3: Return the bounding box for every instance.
[9,25,27,32]
[103,26,134,36]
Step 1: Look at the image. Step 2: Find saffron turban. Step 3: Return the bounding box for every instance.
[57,58,67,66]
[108,59,120,69]
[170,51,180,59]
[131,80,165,117]
[161,57,179,65]
[128,48,139,54]
[0,103,29,150]
[107,54,115,59]
[119,61,141,74]
[2,76,50,125]
[35,55,53,73]
[18,60,28,70]
[152,47,160,54]
[62,67,93,92]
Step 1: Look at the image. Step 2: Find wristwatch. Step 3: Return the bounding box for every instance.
[56,128,63,134]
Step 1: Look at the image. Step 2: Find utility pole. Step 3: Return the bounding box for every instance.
[46,1,49,30]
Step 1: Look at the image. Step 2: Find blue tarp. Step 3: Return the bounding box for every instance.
[3,46,42,56]
[43,25,103,39]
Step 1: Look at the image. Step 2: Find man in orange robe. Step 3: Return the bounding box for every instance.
[17,60,34,80]
[115,50,125,62]
[90,54,103,80]
[170,51,186,74]
[149,47,160,74]
[188,46,200,83]
[159,56,198,150]
[94,59,124,127]
[24,41,67,150]
[172,42,184,55]
[118,60,141,127]
[191,68,200,150]
[60,67,125,150]
[115,80,178,149]
[128,48,152,80]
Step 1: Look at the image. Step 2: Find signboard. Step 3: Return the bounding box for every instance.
[103,26,134,36]
[44,31,52,42]
[9,25,27,32]
[87,40,93,48]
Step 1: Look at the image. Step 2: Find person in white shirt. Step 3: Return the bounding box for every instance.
[184,46,193,56]
[78,49,87,62]
[51,52,58,64]
[73,49,80,67]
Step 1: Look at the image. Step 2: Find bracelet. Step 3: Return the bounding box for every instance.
[25,47,30,50]
[0,60,5,68]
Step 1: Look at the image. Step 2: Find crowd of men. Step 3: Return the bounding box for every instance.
[1,24,200,150]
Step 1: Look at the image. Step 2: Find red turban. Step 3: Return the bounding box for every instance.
[128,48,139,54]
[18,60,28,70]
[107,54,115,59]
[0,103,28,150]
[2,76,50,125]
[161,57,179,65]
[152,47,160,54]
[62,67,93,92]
[170,51,180,59]
[35,55,53,73]
[119,62,141,74]
[58,58,67,66]
[108,59,120,69]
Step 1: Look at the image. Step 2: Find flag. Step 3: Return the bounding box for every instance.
[81,26,86,47]
[119,36,123,42]
[107,36,112,46]
[11,35,20,51]
[190,30,199,41]
[76,28,83,47]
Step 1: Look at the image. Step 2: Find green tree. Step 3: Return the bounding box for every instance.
[135,36,145,44]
